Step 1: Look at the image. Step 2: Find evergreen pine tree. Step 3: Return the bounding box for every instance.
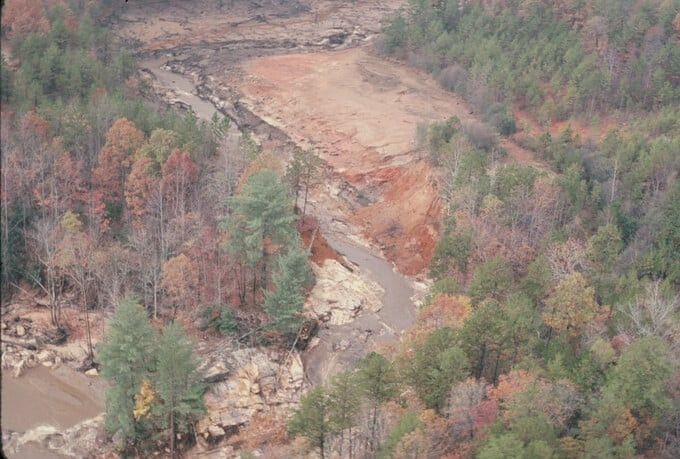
[357,352,399,454]
[222,169,297,302]
[328,370,361,458]
[289,386,332,459]
[98,296,157,447]
[153,321,206,456]
[263,246,313,336]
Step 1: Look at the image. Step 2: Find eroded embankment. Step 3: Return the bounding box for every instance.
[137,57,421,385]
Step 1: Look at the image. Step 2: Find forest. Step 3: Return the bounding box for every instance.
[287,1,679,458]
[1,0,679,458]
[1,0,313,454]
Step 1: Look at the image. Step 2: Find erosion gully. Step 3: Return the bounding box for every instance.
[138,55,418,384]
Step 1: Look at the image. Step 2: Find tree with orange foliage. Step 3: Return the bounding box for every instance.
[125,155,157,225]
[544,272,600,338]
[161,253,198,317]
[161,148,199,240]
[411,294,472,340]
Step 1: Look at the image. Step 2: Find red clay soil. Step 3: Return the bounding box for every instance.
[299,216,344,266]
[352,161,441,275]
[514,107,621,142]
[236,48,469,275]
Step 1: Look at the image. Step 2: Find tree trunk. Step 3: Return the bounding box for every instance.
[302,184,309,220]
[170,408,175,457]
[153,267,158,319]
[349,425,353,459]
[81,284,94,361]
[492,351,501,385]
[475,343,486,380]
[370,404,378,455]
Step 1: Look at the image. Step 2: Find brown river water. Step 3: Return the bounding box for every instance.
[1,365,105,458]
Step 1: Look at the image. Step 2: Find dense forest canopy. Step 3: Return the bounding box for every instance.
[382,0,680,120]
[1,1,309,452]
[291,1,680,457]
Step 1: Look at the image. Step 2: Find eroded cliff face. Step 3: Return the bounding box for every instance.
[196,345,306,445]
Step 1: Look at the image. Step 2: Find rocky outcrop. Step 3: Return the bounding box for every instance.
[2,415,106,458]
[196,345,306,444]
[1,333,91,376]
[305,258,383,325]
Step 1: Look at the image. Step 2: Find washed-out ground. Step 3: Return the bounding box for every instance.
[117,0,541,448]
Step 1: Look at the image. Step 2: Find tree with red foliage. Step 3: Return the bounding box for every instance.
[1,0,49,40]
[92,118,144,225]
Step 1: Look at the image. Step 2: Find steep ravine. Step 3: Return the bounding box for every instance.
[138,57,421,387]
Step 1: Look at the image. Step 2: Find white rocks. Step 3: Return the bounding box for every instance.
[334,339,350,351]
[207,424,226,440]
[85,368,98,377]
[287,353,304,385]
[305,259,383,325]
[197,346,307,442]
[36,349,52,362]
[13,359,27,378]
[16,325,26,337]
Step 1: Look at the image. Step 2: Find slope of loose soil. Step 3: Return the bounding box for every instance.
[236,48,476,274]
[115,0,543,276]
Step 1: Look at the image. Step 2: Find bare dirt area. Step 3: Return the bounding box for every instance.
[115,0,543,276]
[237,48,454,275]
[113,0,401,58]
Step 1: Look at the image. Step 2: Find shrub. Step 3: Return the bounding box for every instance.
[484,103,517,136]
[462,120,497,151]
[438,64,469,94]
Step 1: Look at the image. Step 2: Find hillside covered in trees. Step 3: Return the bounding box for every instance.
[1,0,680,458]
[1,0,314,455]
[286,1,680,458]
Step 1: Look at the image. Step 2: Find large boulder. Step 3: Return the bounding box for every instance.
[305,259,383,325]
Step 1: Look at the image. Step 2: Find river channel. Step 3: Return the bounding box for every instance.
[139,56,419,381]
[1,365,105,458]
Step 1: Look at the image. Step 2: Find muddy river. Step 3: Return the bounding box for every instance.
[1,365,104,458]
